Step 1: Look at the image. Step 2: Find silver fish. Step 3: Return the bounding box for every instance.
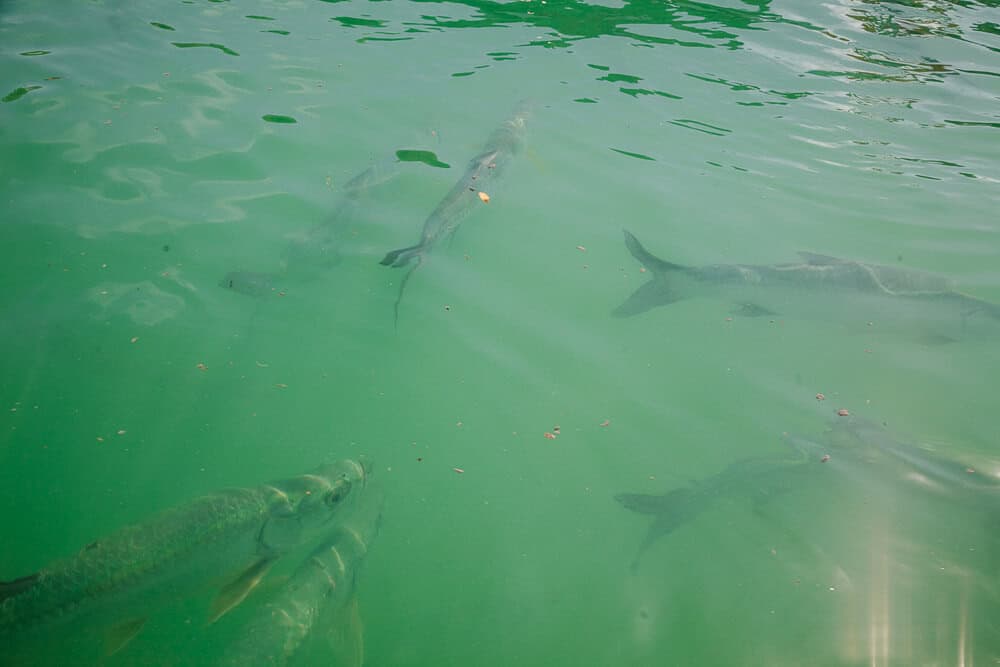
[793,416,1000,504]
[380,102,531,324]
[220,156,407,298]
[216,482,384,667]
[615,230,1000,338]
[615,453,818,573]
[0,459,370,663]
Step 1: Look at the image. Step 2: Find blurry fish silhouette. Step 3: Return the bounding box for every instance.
[220,154,411,297]
[615,454,818,573]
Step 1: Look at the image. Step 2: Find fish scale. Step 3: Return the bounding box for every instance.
[0,460,367,663]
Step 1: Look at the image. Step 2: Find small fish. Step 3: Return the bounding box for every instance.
[0,459,370,663]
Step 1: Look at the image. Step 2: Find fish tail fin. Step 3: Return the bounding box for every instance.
[614,230,686,317]
[380,244,423,268]
[623,230,685,275]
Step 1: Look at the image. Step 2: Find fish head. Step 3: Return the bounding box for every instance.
[260,458,372,552]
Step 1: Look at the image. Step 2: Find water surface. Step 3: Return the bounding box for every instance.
[2,0,999,664]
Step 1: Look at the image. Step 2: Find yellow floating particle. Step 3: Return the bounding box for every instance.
[478,191,490,203]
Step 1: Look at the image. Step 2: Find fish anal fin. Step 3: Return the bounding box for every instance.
[209,557,275,623]
[104,616,147,656]
[797,251,843,266]
[0,573,39,602]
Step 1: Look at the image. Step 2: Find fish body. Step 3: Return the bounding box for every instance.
[380,103,530,269]
[800,417,1000,505]
[616,455,816,572]
[216,482,384,667]
[0,459,369,662]
[615,230,1000,337]
[221,157,406,298]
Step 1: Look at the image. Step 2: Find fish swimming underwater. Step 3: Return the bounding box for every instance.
[615,230,1000,338]
[220,156,409,298]
[789,416,1000,507]
[0,459,370,664]
[615,454,820,573]
[380,102,531,324]
[216,481,384,667]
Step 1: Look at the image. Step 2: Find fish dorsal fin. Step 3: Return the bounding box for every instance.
[209,556,276,623]
[104,616,148,656]
[797,252,843,266]
[0,573,39,602]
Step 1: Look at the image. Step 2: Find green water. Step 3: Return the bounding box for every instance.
[2,0,998,665]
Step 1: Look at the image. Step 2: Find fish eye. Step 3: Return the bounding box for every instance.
[324,480,351,506]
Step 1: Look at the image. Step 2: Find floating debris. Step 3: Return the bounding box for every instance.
[599,419,611,427]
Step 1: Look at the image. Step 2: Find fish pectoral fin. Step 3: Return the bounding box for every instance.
[797,251,843,266]
[104,616,148,656]
[209,557,276,623]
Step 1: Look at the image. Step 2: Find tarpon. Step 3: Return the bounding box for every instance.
[615,230,1000,338]
[790,416,1000,505]
[0,459,370,663]
[216,482,384,667]
[380,102,531,324]
[220,156,409,298]
[616,453,819,573]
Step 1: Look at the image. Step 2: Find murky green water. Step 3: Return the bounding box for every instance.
[2,0,998,665]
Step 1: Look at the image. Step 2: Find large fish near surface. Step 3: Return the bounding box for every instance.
[615,454,819,573]
[615,229,1000,338]
[216,482,384,667]
[0,459,370,664]
[380,102,531,323]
